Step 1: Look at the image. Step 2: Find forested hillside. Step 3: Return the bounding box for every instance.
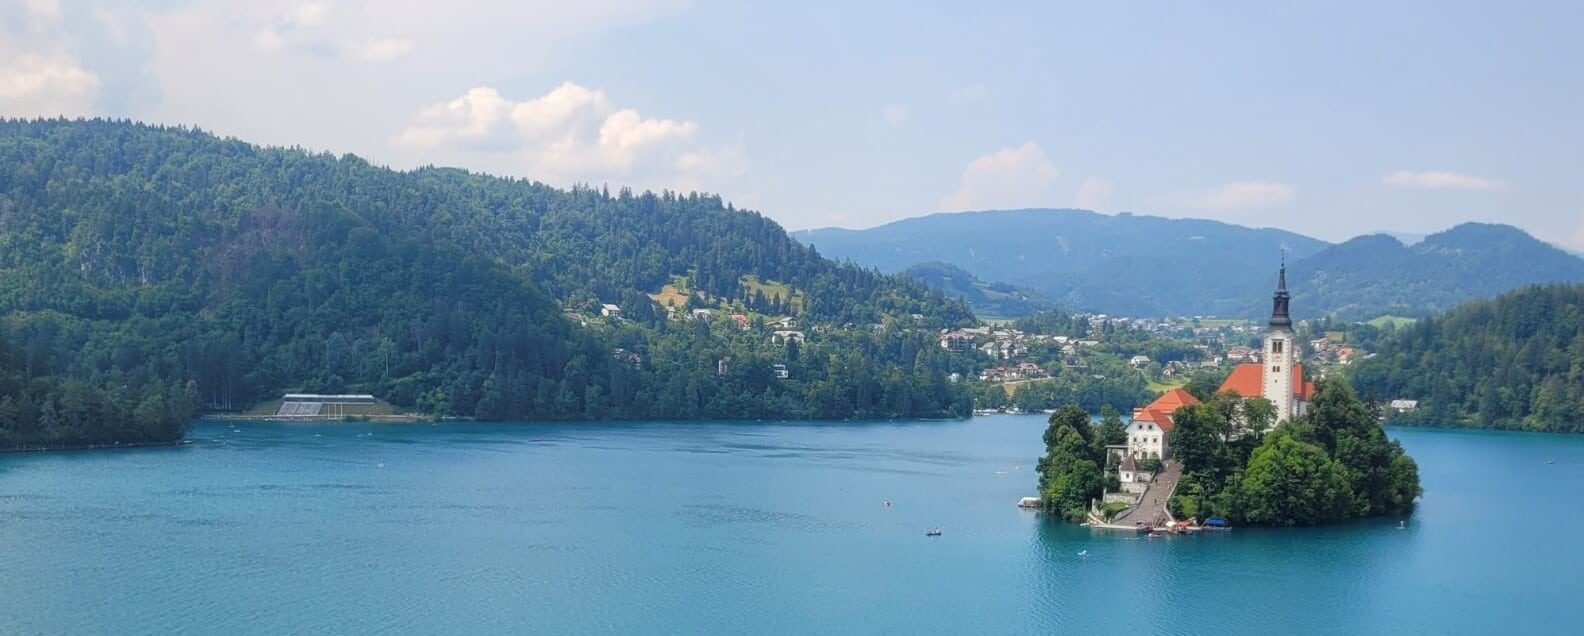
[1274,225,1584,319]
[0,119,976,444]
[901,261,1058,318]
[1350,284,1584,432]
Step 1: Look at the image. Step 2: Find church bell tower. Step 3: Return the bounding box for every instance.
[1263,263,1296,422]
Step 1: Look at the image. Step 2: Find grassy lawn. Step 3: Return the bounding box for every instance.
[1145,375,1188,393]
[1367,315,1418,329]
[741,275,805,313]
[648,275,692,309]
[1001,377,1053,397]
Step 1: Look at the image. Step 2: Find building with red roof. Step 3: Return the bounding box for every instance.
[1127,388,1200,459]
[1216,264,1314,424]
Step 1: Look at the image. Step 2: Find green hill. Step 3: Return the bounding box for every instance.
[1270,225,1584,320]
[1350,283,1584,432]
[0,119,976,446]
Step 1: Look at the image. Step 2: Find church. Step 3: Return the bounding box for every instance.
[1217,265,1314,423]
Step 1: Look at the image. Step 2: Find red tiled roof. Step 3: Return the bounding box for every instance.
[1147,388,1200,413]
[1292,363,1315,400]
[1217,362,1312,400]
[1128,388,1202,433]
[1219,363,1263,397]
[1147,409,1176,431]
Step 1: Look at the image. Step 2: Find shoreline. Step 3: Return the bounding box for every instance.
[2,439,191,455]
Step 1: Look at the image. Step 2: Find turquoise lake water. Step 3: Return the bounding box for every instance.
[1,416,1580,634]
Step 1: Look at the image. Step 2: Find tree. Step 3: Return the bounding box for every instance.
[1045,405,1093,449]
[1094,404,1127,461]
[1168,404,1227,474]
[1238,430,1355,526]
[1240,397,1277,434]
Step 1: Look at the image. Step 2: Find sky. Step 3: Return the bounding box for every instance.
[4,0,1582,247]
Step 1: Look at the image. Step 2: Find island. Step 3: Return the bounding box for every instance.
[1036,266,1422,528]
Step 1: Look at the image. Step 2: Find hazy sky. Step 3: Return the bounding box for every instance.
[5,1,1582,247]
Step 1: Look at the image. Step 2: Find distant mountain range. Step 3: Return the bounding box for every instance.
[795,209,1584,319]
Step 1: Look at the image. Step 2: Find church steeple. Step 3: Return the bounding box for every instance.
[1269,258,1292,330]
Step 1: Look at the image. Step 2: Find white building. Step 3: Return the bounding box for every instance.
[600,304,622,318]
[1127,388,1201,459]
[1118,454,1154,494]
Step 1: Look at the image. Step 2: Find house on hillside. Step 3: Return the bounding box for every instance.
[600,304,622,318]
[768,316,797,329]
[939,330,976,352]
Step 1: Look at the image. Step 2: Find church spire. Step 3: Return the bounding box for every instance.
[1269,255,1292,330]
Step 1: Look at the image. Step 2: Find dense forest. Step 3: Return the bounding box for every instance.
[0,330,191,449]
[1351,284,1584,433]
[0,119,977,445]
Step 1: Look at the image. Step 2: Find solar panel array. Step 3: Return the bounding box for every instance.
[275,401,324,416]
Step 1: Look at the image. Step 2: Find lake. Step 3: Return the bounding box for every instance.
[1,416,1579,634]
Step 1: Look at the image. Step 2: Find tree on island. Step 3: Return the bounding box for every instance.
[1036,405,1106,522]
[1167,378,1421,526]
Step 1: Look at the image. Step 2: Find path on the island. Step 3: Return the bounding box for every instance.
[1111,459,1184,527]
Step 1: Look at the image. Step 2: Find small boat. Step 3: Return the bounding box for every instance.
[926,529,942,537]
[1398,520,1406,530]
[1017,497,1042,509]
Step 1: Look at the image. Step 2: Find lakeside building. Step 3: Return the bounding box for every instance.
[1217,265,1314,424]
[275,394,380,417]
[1128,388,1200,459]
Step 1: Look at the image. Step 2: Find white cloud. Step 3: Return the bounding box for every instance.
[1074,177,1113,210]
[882,103,908,127]
[394,86,513,148]
[253,3,332,52]
[1381,170,1506,192]
[1158,181,1295,210]
[0,0,101,117]
[0,54,101,117]
[140,1,689,160]
[939,141,1060,211]
[396,81,739,189]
